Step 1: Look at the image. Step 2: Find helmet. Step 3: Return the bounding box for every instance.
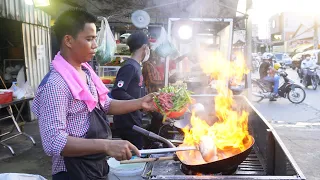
[262,53,274,60]
[274,63,281,70]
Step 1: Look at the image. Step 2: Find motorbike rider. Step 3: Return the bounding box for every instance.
[259,54,280,101]
[301,54,316,83]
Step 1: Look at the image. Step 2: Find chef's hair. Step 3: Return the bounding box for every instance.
[53,8,97,45]
[127,31,149,53]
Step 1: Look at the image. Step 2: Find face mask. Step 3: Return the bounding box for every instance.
[142,46,150,63]
[306,57,311,60]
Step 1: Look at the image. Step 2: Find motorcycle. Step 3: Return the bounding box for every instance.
[300,67,320,90]
[251,70,306,104]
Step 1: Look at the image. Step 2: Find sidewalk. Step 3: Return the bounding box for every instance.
[273,125,320,180]
[0,121,51,179]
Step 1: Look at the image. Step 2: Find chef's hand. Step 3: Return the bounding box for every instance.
[140,93,158,112]
[105,140,140,161]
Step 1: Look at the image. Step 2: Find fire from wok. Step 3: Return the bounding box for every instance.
[178,51,252,165]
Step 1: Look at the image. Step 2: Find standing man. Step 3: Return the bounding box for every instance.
[142,51,191,141]
[111,31,150,149]
[32,9,155,180]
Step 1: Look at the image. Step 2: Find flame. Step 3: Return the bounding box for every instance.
[178,51,252,165]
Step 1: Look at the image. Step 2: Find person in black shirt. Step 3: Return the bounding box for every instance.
[111,31,150,149]
[259,55,279,101]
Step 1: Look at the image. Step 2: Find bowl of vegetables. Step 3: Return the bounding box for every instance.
[153,86,193,121]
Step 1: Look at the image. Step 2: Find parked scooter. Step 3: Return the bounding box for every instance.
[252,67,306,104]
[300,66,320,90]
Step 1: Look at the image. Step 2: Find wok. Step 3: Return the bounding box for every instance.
[176,136,255,174]
[129,126,255,174]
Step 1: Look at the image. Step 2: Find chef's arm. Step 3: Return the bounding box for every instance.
[62,137,140,158]
[107,99,144,115]
[61,137,108,157]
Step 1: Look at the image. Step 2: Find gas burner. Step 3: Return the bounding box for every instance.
[180,164,238,175]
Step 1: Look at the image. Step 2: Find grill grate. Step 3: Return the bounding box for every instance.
[143,148,266,178]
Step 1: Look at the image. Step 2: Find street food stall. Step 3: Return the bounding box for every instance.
[162,17,244,95]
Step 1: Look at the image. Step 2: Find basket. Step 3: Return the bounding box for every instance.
[0,90,13,104]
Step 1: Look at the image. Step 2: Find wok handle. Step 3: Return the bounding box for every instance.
[139,147,197,155]
[132,125,175,148]
[120,156,176,164]
[131,146,197,156]
[132,125,150,137]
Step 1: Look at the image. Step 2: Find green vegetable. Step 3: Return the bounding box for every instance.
[153,85,193,117]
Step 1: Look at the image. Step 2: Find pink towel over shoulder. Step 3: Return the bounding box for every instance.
[52,52,109,112]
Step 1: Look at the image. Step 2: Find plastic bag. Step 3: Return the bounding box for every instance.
[151,27,180,58]
[21,81,34,98]
[16,66,26,87]
[96,17,117,65]
[9,81,34,99]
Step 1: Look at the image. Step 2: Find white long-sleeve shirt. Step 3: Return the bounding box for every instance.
[301,59,316,69]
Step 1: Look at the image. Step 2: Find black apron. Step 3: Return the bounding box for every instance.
[63,101,112,180]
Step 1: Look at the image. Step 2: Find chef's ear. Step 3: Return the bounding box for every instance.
[63,35,74,48]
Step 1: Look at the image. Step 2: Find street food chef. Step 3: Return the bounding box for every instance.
[32,9,156,180]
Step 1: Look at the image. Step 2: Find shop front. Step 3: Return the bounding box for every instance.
[0,0,51,122]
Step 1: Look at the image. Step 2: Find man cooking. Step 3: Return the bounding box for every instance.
[32,9,155,180]
[111,31,151,150]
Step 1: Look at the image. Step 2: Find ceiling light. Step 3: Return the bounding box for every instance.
[178,25,193,40]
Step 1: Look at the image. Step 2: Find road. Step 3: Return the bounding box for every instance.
[251,68,320,180]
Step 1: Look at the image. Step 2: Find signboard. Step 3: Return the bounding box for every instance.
[272,46,284,53]
[36,45,45,61]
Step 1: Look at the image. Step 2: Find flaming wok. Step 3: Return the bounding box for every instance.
[176,135,255,174]
[128,126,255,174]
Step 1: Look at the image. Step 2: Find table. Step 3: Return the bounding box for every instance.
[0,97,36,155]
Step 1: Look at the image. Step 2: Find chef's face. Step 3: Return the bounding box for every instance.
[65,23,98,63]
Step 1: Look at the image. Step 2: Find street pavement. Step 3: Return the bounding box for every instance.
[251,68,320,180]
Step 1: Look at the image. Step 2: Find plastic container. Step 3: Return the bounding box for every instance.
[97,66,121,77]
[107,158,145,180]
[97,66,121,84]
[0,90,13,104]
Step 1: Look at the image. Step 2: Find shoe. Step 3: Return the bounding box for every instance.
[300,79,302,83]
[269,98,277,101]
[269,93,278,101]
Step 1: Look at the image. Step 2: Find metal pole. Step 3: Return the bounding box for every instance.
[314,15,318,50]
[165,19,173,86]
[245,0,253,100]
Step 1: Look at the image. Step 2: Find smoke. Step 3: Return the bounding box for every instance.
[146,0,237,18]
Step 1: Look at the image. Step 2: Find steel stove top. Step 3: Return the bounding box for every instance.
[141,147,266,179]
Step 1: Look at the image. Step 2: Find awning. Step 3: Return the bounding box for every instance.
[293,44,313,53]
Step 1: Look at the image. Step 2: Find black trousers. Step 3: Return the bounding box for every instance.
[52,172,69,180]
